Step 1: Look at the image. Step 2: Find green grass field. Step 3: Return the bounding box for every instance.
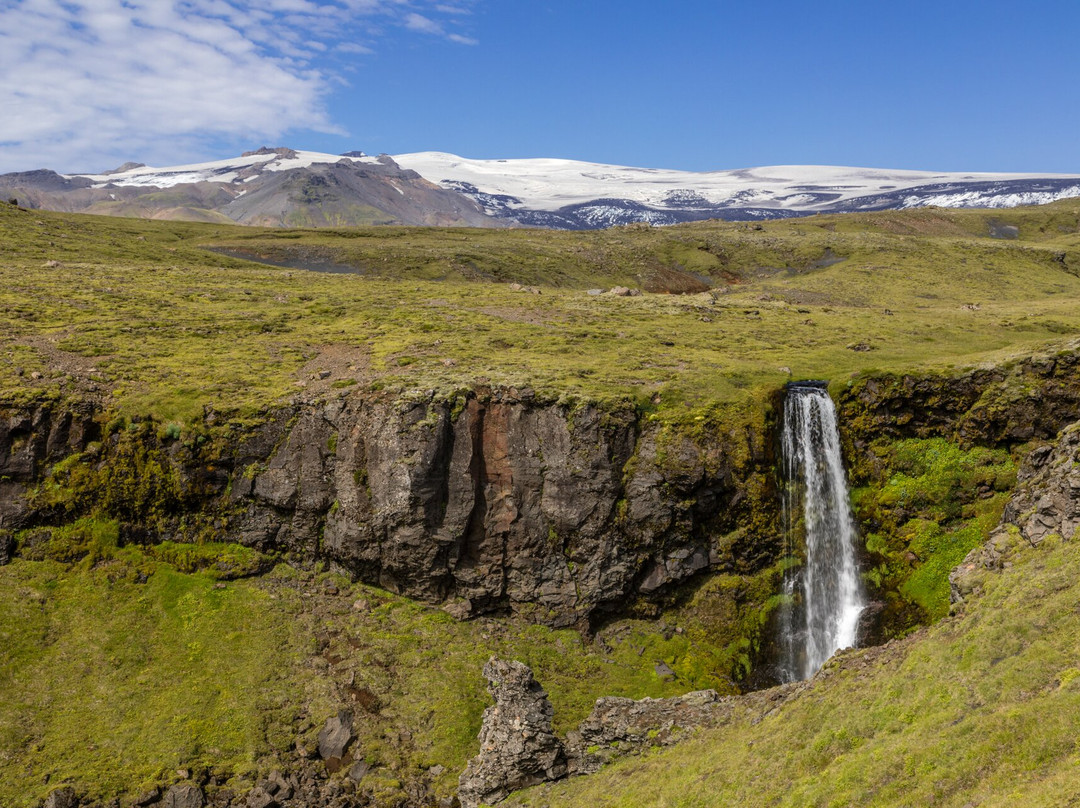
[2,200,1079,423]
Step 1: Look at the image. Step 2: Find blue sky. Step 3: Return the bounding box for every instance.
[2,0,1078,173]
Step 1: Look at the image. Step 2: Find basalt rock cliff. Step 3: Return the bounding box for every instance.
[0,389,777,629]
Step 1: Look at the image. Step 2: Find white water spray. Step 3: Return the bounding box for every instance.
[779,383,865,681]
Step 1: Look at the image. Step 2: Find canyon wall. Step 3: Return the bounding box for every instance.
[0,390,777,629]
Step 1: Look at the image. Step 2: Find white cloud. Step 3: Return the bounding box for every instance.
[0,0,478,172]
[404,11,443,34]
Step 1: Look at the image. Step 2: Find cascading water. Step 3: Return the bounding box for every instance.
[778,382,865,682]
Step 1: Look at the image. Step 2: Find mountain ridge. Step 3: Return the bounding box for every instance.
[2,148,1079,229]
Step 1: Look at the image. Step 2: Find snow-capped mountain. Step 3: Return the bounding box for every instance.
[0,148,496,228]
[391,153,1080,228]
[2,147,1078,230]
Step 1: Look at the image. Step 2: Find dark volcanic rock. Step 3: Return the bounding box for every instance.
[162,784,204,808]
[456,661,794,801]
[43,787,79,808]
[566,689,729,775]
[317,710,354,762]
[0,400,100,531]
[838,343,1080,460]
[228,389,775,627]
[5,344,1080,632]
[458,658,567,808]
[952,419,1080,604]
[245,787,277,808]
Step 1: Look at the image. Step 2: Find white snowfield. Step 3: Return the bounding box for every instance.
[67,149,1080,213]
[68,150,381,189]
[391,153,1080,212]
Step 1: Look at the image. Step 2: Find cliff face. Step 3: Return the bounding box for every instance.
[837,348,1080,470]
[227,391,776,627]
[951,418,1080,604]
[0,390,777,629]
[0,400,100,531]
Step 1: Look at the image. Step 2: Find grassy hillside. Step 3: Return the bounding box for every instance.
[0,536,766,807]
[507,530,1080,808]
[1,200,1079,423]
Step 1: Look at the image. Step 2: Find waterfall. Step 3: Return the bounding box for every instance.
[778,382,865,682]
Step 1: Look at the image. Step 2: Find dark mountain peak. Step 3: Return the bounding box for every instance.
[341,150,367,158]
[101,161,146,175]
[0,169,94,191]
[241,146,298,159]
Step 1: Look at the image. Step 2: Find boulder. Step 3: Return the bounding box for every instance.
[43,788,79,808]
[245,787,277,808]
[317,710,354,762]
[162,784,204,808]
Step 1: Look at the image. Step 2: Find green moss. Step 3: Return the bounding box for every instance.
[29,429,192,529]
[20,516,121,564]
[146,541,274,579]
[853,438,1017,627]
[0,559,337,808]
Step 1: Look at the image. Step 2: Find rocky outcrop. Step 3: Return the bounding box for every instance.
[1,388,774,628]
[162,783,205,808]
[566,689,731,775]
[459,659,810,804]
[43,787,79,808]
[458,658,567,808]
[951,419,1080,604]
[0,400,100,530]
[6,344,1080,631]
[838,342,1080,457]
[227,389,774,627]
[1000,424,1080,547]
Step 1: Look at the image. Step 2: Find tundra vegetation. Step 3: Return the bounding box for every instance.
[1,200,1079,806]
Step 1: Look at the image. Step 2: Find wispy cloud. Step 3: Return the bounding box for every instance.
[404,11,444,34]
[402,9,476,43]
[0,0,479,172]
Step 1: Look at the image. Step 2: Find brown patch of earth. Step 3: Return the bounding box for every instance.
[477,306,556,326]
[11,334,114,404]
[295,343,372,397]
